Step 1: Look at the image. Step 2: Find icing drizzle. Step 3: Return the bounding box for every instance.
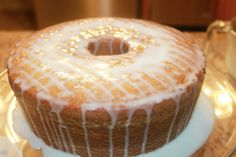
[8,18,205,156]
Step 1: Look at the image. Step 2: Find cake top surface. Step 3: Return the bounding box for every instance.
[8,18,205,109]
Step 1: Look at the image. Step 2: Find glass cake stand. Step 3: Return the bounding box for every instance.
[0,67,236,157]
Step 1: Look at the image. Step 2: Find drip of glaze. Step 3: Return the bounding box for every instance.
[179,86,197,136]
[49,101,77,155]
[176,101,189,135]
[45,116,58,148]
[81,106,92,157]
[36,98,54,146]
[108,108,118,157]
[119,40,124,54]
[49,112,64,151]
[93,40,100,55]
[123,109,135,157]
[14,73,67,149]
[52,108,71,153]
[183,86,197,130]
[14,79,39,137]
[61,125,77,154]
[141,104,154,153]
[20,88,40,137]
[66,130,77,154]
[109,38,113,55]
[176,88,194,135]
[165,95,181,143]
[80,103,120,157]
[49,112,63,150]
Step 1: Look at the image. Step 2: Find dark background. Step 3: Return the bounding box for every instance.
[0,0,235,31]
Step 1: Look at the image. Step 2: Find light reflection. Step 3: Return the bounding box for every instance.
[202,81,235,119]
[95,63,109,69]
[217,93,232,104]
[0,100,2,130]
[35,50,44,56]
[201,67,236,119]
[218,84,225,91]
[0,98,3,114]
[6,97,20,143]
[215,105,232,118]
[203,87,211,96]
[5,126,15,143]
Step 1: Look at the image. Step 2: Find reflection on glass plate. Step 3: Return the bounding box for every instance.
[0,67,236,157]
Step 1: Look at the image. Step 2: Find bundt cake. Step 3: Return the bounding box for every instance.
[7,18,205,157]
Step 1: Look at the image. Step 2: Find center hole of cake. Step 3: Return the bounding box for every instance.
[87,37,129,56]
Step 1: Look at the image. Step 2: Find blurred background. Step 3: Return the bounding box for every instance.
[0,0,235,30]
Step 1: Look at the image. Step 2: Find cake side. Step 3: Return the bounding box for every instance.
[8,69,204,157]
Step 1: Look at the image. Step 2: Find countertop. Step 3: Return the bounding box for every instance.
[0,31,236,157]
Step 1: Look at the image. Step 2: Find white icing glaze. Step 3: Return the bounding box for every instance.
[141,105,154,153]
[108,108,118,157]
[36,99,53,146]
[49,112,63,150]
[8,18,205,104]
[183,87,198,130]
[8,18,205,156]
[123,109,135,157]
[176,89,194,135]
[56,112,70,153]
[176,102,189,135]
[16,82,40,137]
[165,95,181,143]
[81,106,92,157]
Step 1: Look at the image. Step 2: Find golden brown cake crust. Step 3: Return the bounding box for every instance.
[8,18,205,157]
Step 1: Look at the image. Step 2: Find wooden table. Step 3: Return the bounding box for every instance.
[0,31,236,157]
